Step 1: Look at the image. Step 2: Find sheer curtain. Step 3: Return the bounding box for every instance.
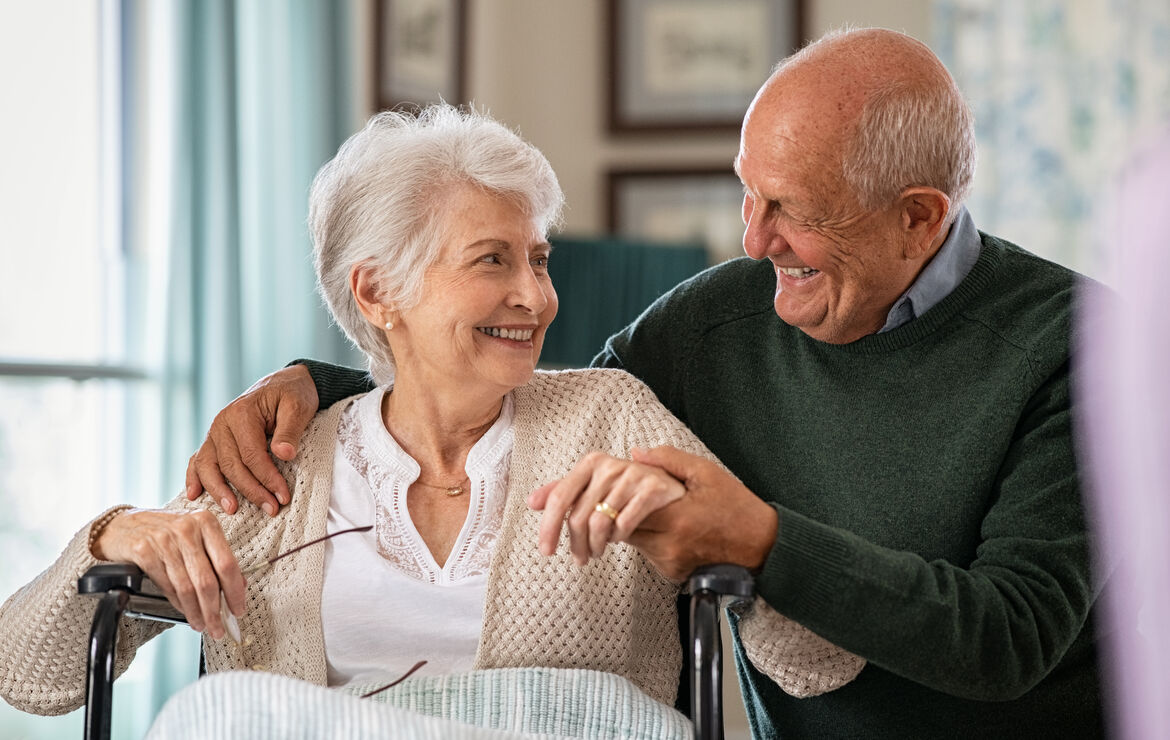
[933,0,1170,278]
[146,0,364,715]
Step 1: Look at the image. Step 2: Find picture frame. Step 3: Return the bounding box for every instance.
[607,0,804,132]
[374,0,467,111]
[607,167,746,263]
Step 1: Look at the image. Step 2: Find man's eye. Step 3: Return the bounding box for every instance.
[533,255,549,268]
[480,254,502,264]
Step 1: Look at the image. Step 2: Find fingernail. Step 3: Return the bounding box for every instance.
[221,498,233,512]
[262,502,276,517]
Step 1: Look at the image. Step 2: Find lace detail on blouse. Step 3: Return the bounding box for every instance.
[336,389,512,585]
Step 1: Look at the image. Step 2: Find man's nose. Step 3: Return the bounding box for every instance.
[742,206,783,260]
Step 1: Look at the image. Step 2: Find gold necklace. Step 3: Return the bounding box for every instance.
[414,477,469,497]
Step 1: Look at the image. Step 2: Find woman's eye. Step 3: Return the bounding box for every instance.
[480,254,502,265]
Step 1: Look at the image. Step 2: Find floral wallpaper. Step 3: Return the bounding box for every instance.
[933,0,1170,279]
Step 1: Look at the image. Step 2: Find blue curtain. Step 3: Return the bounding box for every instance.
[542,237,710,368]
[152,0,363,723]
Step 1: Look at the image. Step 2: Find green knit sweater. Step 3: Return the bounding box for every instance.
[594,233,1102,739]
[301,234,1102,739]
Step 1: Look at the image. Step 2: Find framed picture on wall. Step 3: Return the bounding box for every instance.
[607,0,804,132]
[607,167,746,263]
[374,0,467,111]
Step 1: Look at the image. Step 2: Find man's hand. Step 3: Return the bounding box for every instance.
[184,365,318,517]
[625,445,779,582]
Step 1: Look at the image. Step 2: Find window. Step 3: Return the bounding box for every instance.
[0,3,196,738]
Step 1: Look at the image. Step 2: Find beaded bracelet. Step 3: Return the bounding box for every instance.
[88,506,130,560]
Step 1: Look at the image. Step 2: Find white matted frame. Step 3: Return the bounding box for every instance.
[374,0,467,111]
[607,0,804,132]
[607,167,747,263]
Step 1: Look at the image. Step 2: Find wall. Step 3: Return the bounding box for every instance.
[428,0,932,235]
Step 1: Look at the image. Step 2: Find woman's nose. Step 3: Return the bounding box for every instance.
[510,265,549,313]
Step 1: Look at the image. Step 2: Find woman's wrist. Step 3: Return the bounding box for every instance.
[88,506,131,560]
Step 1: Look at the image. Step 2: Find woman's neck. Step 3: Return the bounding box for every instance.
[380,375,504,477]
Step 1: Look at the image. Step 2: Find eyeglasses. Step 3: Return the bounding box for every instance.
[218,524,373,647]
[212,524,428,699]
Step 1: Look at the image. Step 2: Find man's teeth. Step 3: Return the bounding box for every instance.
[478,327,534,341]
[778,266,819,278]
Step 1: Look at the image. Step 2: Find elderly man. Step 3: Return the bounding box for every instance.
[188,29,1101,739]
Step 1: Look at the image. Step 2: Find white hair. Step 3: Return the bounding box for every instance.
[776,28,977,223]
[309,104,564,384]
[843,78,977,224]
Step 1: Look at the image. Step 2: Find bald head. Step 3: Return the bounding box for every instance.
[745,28,976,217]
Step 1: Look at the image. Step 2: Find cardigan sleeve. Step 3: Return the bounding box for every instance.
[0,489,281,716]
[615,374,865,697]
[0,505,170,715]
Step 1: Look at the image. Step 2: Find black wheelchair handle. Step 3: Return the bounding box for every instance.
[78,563,144,596]
[687,564,755,740]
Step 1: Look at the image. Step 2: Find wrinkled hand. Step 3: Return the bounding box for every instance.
[623,446,779,582]
[528,451,687,565]
[185,365,318,517]
[92,509,245,638]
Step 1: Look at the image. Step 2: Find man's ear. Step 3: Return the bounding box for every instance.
[898,187,950,261]
[350,262,395,328]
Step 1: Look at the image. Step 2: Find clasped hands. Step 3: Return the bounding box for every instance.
[527,447,776,580]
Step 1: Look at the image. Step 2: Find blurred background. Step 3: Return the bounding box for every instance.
[1,1,1167,738]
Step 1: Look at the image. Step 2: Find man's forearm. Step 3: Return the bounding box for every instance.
[289,359,374,409]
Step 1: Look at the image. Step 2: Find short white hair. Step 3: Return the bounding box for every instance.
[777,28,977,223]
[843,77,976,223]
[309,104,564,384]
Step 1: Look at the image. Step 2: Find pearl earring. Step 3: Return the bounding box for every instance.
[384,320,394,330]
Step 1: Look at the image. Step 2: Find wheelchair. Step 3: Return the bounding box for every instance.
[79,562,753,740]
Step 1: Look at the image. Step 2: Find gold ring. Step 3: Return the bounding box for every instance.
[594,501,620,521]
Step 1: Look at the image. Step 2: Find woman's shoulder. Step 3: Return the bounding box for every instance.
[521,367,654,399]
[515,368,669,421]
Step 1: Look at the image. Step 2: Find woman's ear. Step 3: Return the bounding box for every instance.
[898,187,950,261]
[350,262,396,329]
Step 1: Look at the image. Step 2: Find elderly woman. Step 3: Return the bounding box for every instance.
[0,105,860,719]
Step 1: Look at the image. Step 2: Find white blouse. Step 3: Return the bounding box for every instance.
[321,387,514,687]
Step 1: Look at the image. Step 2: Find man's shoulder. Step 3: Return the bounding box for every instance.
[960,232,1089,359]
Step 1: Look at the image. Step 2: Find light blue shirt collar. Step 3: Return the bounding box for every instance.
[878,206,981,333]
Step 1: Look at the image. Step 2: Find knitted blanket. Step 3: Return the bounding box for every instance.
[145,668,693,739]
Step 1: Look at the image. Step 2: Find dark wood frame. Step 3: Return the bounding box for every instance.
[606,166,745,260]
[374,0,468,112]
[607,0,804,133]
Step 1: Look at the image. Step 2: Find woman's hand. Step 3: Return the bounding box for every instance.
[91,509,246,639]
[528,450,686,565]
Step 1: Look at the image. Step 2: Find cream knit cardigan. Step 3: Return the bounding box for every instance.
[0,369,863,717]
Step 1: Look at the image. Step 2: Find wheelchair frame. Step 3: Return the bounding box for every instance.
[78,562,753,740]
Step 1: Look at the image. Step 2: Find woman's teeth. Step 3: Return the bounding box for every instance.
[478,327,534,341]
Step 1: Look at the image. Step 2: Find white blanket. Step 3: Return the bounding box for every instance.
[145,667,693,739]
